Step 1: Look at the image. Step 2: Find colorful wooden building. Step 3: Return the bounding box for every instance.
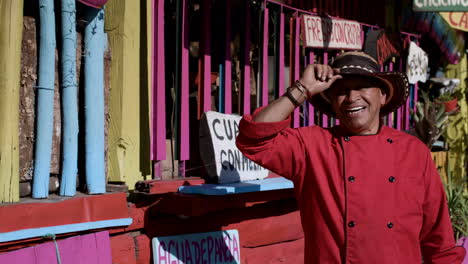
[0,0,466,263]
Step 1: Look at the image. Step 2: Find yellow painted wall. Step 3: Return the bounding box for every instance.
[0,0,23,202]
[444,54,468,184]
[105,0,151,189]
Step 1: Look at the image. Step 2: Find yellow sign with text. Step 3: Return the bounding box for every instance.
[440,12,468,32]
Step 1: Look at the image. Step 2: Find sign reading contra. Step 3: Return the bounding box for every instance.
[199,111,268,184]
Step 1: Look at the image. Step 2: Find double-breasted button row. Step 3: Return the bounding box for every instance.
[347,176,395,182]
[347,221,394,229]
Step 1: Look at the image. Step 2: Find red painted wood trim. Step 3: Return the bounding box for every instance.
[241,238,304,264]
[110,233,137,264]
[180,0,190,160]
[242,0,251,114]
[262,6,269,106]
[148,189,295,217]
[145,198,302,245]
[0,193,129,233]
[135,234,151,264]
[151,0,166,161]
[224,0,232,114]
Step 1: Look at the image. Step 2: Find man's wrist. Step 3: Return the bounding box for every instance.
[284,84,308,107]
[296,79,318,99]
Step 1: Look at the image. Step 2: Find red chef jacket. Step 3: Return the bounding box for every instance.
[236,111,465,264]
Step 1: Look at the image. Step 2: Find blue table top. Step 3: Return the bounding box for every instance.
[178,177,294,195]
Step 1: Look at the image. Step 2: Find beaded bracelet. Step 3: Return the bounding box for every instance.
[284,88,301,107]
[294,80,313,99]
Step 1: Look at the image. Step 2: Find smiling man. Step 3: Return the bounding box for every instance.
[236,52,465,263]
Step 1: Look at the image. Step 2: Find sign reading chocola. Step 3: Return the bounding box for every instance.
[199,111,269,184]
[301,14,362,50]
[152,230,241,264]
[413,0,468,12]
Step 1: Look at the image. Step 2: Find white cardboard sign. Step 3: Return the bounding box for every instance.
[199,111,269,184]
[406,41,429,84]
[302,14,362,50]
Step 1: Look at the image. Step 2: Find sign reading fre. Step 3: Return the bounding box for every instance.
[301,14,362,50]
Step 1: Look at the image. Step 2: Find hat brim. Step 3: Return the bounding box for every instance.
[309,72,409,117]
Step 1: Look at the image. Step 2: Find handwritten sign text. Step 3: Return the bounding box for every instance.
[199,112,269,183]
[301,14,362,50]
[152,230,241,264]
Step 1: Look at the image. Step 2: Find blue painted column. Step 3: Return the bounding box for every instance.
[59,0,78,196]
[83,7,106,194]
[32,0,57,198]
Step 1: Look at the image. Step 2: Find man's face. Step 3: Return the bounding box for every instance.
[329,77,387,135]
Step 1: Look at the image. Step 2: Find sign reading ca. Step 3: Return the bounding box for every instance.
[440,12,468,31]
[413,0,468,11]
[152,230,241,264]
[199,111,269,184]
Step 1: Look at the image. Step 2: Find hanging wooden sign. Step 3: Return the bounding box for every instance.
[406,42,429,84]
[199,111,269,184]
[301,14,362,50]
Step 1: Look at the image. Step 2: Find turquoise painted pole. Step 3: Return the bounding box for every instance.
[59,0,78,196]
[32,0,56,198]
[83,7,105,194]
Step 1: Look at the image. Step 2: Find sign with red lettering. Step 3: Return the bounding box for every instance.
[440,12,468,32]
[199,111,269,184]
[406,42,429,84]
[152,230,241,264]
[363,30,401,65]
[301,14,362,50]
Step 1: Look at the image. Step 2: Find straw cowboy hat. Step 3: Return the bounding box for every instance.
[309,51,409,116]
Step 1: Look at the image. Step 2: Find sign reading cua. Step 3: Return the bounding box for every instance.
[199,111,269,184]
[413,0,468,11]
[301,14,362,50]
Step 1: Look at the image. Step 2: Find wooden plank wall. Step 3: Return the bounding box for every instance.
[0,231,112,264]
[0,0,24,202]
[105,0,151,189]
